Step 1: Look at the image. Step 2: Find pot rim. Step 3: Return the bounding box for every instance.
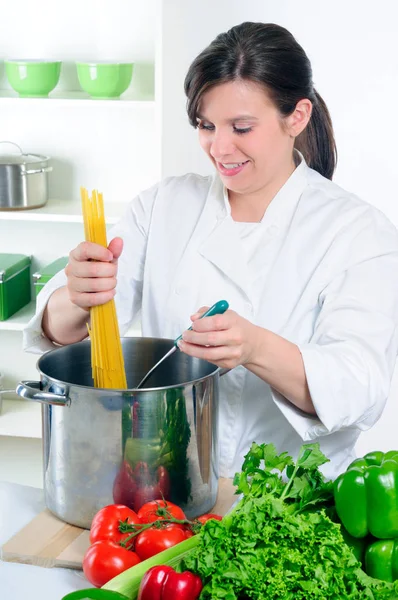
[0,153,50,166]
[37,337,222,393]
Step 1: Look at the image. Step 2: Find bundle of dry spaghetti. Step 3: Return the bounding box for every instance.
[80,187,127,389]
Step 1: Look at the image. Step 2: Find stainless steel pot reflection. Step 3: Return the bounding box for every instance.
[16,337,223,528]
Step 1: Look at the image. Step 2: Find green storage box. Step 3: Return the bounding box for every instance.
[0,253,32,321]
[33,257,68,297]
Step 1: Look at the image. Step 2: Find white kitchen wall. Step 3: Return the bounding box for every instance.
[159,0,398,455]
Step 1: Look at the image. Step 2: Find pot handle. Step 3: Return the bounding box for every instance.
[16,380,70,406]
[23,166,53,175]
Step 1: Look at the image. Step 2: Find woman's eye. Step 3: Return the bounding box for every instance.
[199,123,215,131]
[233,126,252,135]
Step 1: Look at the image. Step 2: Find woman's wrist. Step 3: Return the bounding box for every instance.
[244,325,316,415]
[42,286,90,345]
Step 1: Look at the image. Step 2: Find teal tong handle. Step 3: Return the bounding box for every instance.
[174,299,229,346]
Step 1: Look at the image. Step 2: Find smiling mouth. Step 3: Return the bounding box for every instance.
[216,160,249,176]
[221,161,246,169]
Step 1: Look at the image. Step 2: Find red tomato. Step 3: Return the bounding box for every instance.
[134,523,187,561]
[196,513,223,525]
[89,504,141,545]
[137,500,186,523]
[184,528,194,538]
[83,540,141,588]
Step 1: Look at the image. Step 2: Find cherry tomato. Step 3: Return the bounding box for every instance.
[137,500,186,523]
[83,540,141,588]
[196,513,223,525]
[89,504,141,546]
[134,523,187,561]
[184,528,195,538]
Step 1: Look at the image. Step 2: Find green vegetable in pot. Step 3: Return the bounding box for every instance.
[334,451,398,539]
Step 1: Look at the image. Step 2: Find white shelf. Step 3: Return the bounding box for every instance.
[0,399,42,439]
[0,301,36,331]
[0,199,128,224]
[0,89,155,108]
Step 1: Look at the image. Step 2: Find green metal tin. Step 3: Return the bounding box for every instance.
[0,253,31,320]
[33,257,68,297]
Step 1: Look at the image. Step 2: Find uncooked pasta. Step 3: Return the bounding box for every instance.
[80,187,127,389]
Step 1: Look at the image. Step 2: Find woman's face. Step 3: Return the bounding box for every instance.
[197,80,296,196]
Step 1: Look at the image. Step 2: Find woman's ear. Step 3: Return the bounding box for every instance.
[285,99,313,138]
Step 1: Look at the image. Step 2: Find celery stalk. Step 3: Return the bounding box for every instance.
[102,535,199,599]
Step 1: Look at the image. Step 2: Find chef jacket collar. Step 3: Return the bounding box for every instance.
[197,151,309,300]
[221,149,308,228]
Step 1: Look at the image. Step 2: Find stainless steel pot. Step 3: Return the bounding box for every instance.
[0,141,52,210]
[16,337,222,529]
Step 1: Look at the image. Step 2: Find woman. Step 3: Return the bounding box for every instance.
[24,22,398,479]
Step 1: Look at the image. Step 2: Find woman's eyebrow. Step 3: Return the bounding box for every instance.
[197,113,259,122]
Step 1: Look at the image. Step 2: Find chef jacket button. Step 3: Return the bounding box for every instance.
[245,302,253,312]
[175,287,183,295]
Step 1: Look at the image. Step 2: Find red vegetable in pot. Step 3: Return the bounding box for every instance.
[113,462,171,512]
[156,466,171,499]
[113,461,138,509]
[83,540,141,588]
[135,523,188,561]
[138,565,202,600]
[89,504,141,545]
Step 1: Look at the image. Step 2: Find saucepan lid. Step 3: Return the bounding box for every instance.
[0,141,50,166]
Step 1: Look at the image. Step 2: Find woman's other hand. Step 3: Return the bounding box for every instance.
[178,305,314,414]
[177,306,259,369]
[65,237,123,310]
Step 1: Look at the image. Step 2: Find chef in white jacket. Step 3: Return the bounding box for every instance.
[24,22,398,480]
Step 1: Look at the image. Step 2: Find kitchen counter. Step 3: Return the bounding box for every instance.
[0,481,93,600]
[0,478,238,599]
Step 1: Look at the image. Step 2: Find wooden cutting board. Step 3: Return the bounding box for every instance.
[1,478,237,569]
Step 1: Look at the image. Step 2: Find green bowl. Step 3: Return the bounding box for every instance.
[5,60,62,98]
[76,62,134,99]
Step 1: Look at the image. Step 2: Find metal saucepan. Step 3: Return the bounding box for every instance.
[0,141,52,210]
[15,337,225,529]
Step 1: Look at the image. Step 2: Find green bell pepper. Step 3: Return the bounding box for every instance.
[334,451,398,539]
[365,538,398,583]
[340,525,367,565]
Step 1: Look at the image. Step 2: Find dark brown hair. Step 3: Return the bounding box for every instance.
[184,22,337,180]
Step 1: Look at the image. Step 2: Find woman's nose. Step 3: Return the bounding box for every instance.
[210,131,236,160]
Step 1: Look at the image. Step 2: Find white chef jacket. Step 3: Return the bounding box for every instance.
[23,155,398,480]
